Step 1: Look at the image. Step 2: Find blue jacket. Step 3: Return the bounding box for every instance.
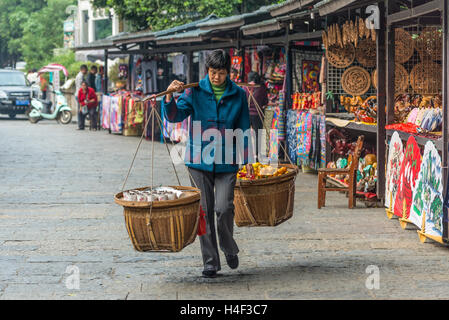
[162,75,251,173]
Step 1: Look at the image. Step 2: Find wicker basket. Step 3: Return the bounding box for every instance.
[326,44,356,68]
[395,28,414,64]
[341,66,371,96]
[234,164,299,227]
[415,27,442,62]
[355,38,376,68]
[114,186,201,252]
[395,63,409,93]
[410,62,442,94]
[372,69,378,89]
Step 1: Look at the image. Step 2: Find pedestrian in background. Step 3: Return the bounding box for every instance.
[95,66,104,129]
[40,74,48,100]
[26,69,39,85]
[77,81,98,131]
[88,65,97,92]
[75,65,88,130]
[96,66,104,93]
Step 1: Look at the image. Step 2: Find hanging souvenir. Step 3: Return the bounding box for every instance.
[410,141,443,238]
[393,136,422,219]
[385,131,404,214]
[119,64,128,79]
[231,56,242,82]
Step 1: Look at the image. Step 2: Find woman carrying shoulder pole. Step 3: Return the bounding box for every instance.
[162,49,254,278]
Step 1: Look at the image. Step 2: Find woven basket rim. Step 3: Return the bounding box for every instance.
[235,163,299,187]
[115,185,201,208]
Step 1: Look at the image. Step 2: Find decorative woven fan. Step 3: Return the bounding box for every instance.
[415,27,442,62]
[326,44,355,68]
[356,38,376,67]
[410,62,441,94]
[341,66,371,96]
[395,28,414,64]
[372,69,377,89]
[395,63,409,93]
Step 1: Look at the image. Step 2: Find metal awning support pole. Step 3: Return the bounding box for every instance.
[285,23,293,110]
[386,0,395,126]
[104,49,108,94]
[442,0,448,242]
[186,51,193,84]
[377,1,387,201]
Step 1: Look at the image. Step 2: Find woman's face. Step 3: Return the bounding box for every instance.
[208,68,228,86]
[82,83,88,91]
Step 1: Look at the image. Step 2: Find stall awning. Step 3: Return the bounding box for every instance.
[197,5,276,31]
[74,33,128,51]
[155,29,212,45]
[154,14,218,38]
[315,0,358,16]
[241,19,283,36]
[269,0,316,17]
[112,30,155,45]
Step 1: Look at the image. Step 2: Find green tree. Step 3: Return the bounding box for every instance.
[0,0,46,66]
[21,0,76,68]
[93,0,281,31]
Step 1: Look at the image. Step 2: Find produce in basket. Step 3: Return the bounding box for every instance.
[122,186,186,202]
[237,163,288,180]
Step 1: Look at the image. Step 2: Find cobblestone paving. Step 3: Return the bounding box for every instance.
[1,116,449,300]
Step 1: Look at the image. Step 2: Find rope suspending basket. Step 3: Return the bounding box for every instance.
[114,84,202,252]
[234,86,299,227]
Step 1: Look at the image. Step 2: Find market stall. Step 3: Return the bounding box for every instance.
[384,0,448,244]
[319,15,380,201]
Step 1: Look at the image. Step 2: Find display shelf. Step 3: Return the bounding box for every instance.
[386,129,443,151]
[326,117,378,134]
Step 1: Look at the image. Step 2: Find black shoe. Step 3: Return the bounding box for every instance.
[202,270,217,278]
[77,128,84,130]
[225,254,239,269]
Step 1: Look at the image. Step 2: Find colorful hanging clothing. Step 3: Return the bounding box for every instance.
[264,108,275,157]
[101,95,111,129]
[320,115,326,168]
[286,109,298,164]
[110,96,122,133]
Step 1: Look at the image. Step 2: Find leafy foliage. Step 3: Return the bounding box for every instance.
[0,0,76,68]
[92,0,281,31]
[21,0,77,68]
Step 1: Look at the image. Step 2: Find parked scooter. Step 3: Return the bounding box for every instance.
[28,86,72,124]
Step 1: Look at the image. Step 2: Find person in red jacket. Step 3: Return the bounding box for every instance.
[77,81,98,131]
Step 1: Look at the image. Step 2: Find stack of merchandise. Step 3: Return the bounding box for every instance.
[326,153,378,197]
[386,94,443,135]
[292,92,322,110]
[340,95,377,124]
[265,62,286,107]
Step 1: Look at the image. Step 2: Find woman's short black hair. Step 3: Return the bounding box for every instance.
[248,71,261,84]
[206,49,231,73]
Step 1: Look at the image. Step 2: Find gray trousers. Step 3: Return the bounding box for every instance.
[188,167,239,272]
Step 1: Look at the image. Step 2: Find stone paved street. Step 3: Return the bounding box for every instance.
[1,115,449,300]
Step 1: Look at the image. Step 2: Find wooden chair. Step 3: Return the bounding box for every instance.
[317,135,364,209]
